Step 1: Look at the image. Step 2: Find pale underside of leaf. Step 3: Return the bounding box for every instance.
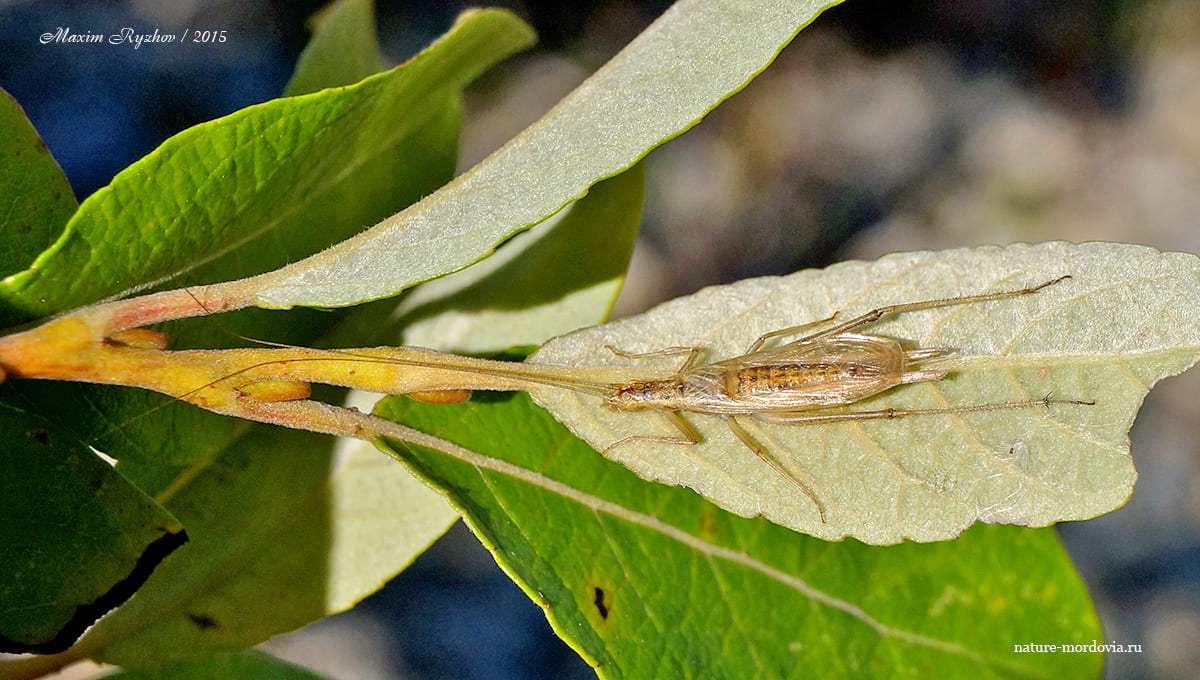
[526,242,1200,543]
[248,0,844,309]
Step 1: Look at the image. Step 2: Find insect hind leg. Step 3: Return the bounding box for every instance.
[791,275,1072,345]
[752,395,1090,426]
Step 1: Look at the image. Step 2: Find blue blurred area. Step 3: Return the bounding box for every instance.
[359,523,596,679]
[0,0,668,201]
[0,0,305,201]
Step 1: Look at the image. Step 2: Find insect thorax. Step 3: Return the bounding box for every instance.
[606,378,685,411]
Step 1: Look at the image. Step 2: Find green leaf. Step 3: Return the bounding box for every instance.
[59,423,455,669]
[285,0,384,97]
[102,650,331,680]
[375,392,1104,680]
[244,0,845,309]
[0,401,184,654]
[0,8,535,325]
[350,161,645,353]
[0,87,76,278]
[527,242,1196,543]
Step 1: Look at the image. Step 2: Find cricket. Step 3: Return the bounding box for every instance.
[584,274,1092,518]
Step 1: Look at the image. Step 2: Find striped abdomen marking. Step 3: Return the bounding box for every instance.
[733,363,864,396]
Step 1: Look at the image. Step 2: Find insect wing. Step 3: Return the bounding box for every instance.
[719,332,907,409]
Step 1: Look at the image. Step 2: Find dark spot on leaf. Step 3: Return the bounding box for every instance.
[592,586,609,620]
[187,612,219,630]
[28,428,51,446]
[0,527,188,654]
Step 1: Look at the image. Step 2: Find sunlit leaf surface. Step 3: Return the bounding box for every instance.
[247,0,845,309]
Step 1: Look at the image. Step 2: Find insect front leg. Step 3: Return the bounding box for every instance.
[604,345,702,373]
[724,416,827,522]
[601,410,701,452]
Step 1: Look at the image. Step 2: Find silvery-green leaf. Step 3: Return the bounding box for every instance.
[527,242,1197,544]
[392,163,643,353]
[248,0,844,309]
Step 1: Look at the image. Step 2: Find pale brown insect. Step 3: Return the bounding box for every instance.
[595,275,1090,518]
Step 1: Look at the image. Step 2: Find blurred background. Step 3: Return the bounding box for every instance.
[2,0,1199,678]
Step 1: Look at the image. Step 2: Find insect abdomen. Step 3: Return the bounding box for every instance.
[734,363,856,395]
